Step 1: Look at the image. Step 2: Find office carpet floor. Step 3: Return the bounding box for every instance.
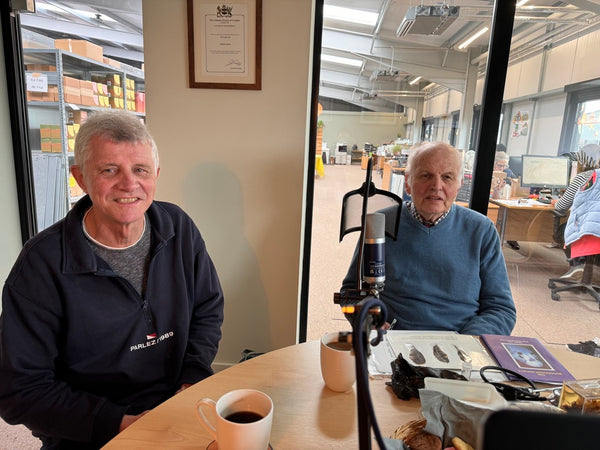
[3,163,600,448]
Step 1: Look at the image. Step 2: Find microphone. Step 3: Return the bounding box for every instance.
[363,213,385,291]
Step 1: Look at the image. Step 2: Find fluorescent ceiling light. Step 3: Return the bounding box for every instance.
[324,5,378,27]
[321,54,363,68]
[516,0,529,6]
[458,26,489,50]
[409,76,422,85]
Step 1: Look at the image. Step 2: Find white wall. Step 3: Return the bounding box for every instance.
[0,19,27,312]
[320,111,406,151]
[143,0,313,368]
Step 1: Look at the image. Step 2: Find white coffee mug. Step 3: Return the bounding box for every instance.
[196,389,273,450]
[320,331,356,392]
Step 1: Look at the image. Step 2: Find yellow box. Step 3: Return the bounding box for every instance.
[68,138,76,152]
[108,85,123,98]
[105,74,121,87]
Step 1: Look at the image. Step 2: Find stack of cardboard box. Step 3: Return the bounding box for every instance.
[40,124,62,153]
[126,78,137,111]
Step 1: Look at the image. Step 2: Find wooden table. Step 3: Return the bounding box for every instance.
[103,340,600,449]
[489,198,556,243]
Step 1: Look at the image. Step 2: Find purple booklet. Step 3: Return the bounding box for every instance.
[481,334,575,384]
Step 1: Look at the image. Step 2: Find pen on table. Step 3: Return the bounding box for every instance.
[389,318,397,330]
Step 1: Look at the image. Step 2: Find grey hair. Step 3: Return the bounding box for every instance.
[74,110,159,172]
[406,141,464,179]
[495,151,509,163]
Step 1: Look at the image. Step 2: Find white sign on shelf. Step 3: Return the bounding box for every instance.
[26,72,48,92]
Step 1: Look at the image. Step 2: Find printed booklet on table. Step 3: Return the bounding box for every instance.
[481,334,575,384]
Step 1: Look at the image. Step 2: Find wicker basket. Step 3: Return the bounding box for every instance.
[391,418,426,441]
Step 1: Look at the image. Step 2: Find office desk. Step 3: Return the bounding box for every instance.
[489,199,556,243]
[103,340,600,449]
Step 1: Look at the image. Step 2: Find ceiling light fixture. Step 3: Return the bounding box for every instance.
[409,76,422,85]
[516,0,529,6]
[321,54,363,68]
[323,5,378,27]
[458,26,489,50]
[423,82,436,90]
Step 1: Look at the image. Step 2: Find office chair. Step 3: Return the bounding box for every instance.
[548,211,600,308]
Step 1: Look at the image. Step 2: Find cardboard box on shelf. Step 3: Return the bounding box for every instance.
[108,97,123,109]
[69,175,84,197]
[104,74,121,87]
[40,124,61,139]
[108,85,123,98]
[26,64,56,72]
[67,110,88,124]
[63,86,81,104]
[62,76,80,89]
[102,57,122,69]
[41,138,52,152]
[55,39,103,63]
[51,125,61,139]
[135,92,145,114]
[79,80,93,92]
[49,86,59,101]
[27,90,51,102]
[40,125,53,139]
[51,139,62,153]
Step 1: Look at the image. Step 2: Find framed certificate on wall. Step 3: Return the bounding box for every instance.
[187,0,262,90]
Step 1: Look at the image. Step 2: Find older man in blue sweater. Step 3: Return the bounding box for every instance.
[342,142,516,335]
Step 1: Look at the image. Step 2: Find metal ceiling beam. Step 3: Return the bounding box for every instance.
[19,13,143,48]
[565,0,600,14]
[50,0,142,15]
[101,45,143,62]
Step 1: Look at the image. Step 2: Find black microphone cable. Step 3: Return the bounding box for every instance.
[352,296,388,449]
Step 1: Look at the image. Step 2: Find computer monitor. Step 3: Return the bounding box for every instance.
[521,155,571,189]
[508,156,523,178]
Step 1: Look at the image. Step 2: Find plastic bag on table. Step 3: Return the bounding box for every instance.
[386,353,467,400]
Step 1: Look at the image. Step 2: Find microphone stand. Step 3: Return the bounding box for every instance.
[334,157,391,449]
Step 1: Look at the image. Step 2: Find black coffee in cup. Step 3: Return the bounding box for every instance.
[225,411,264,423]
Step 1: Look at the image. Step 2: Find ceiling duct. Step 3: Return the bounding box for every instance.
[396,5,460,37]
[370,69,400,82]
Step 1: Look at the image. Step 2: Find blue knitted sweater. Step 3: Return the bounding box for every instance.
[341,203,516,335]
